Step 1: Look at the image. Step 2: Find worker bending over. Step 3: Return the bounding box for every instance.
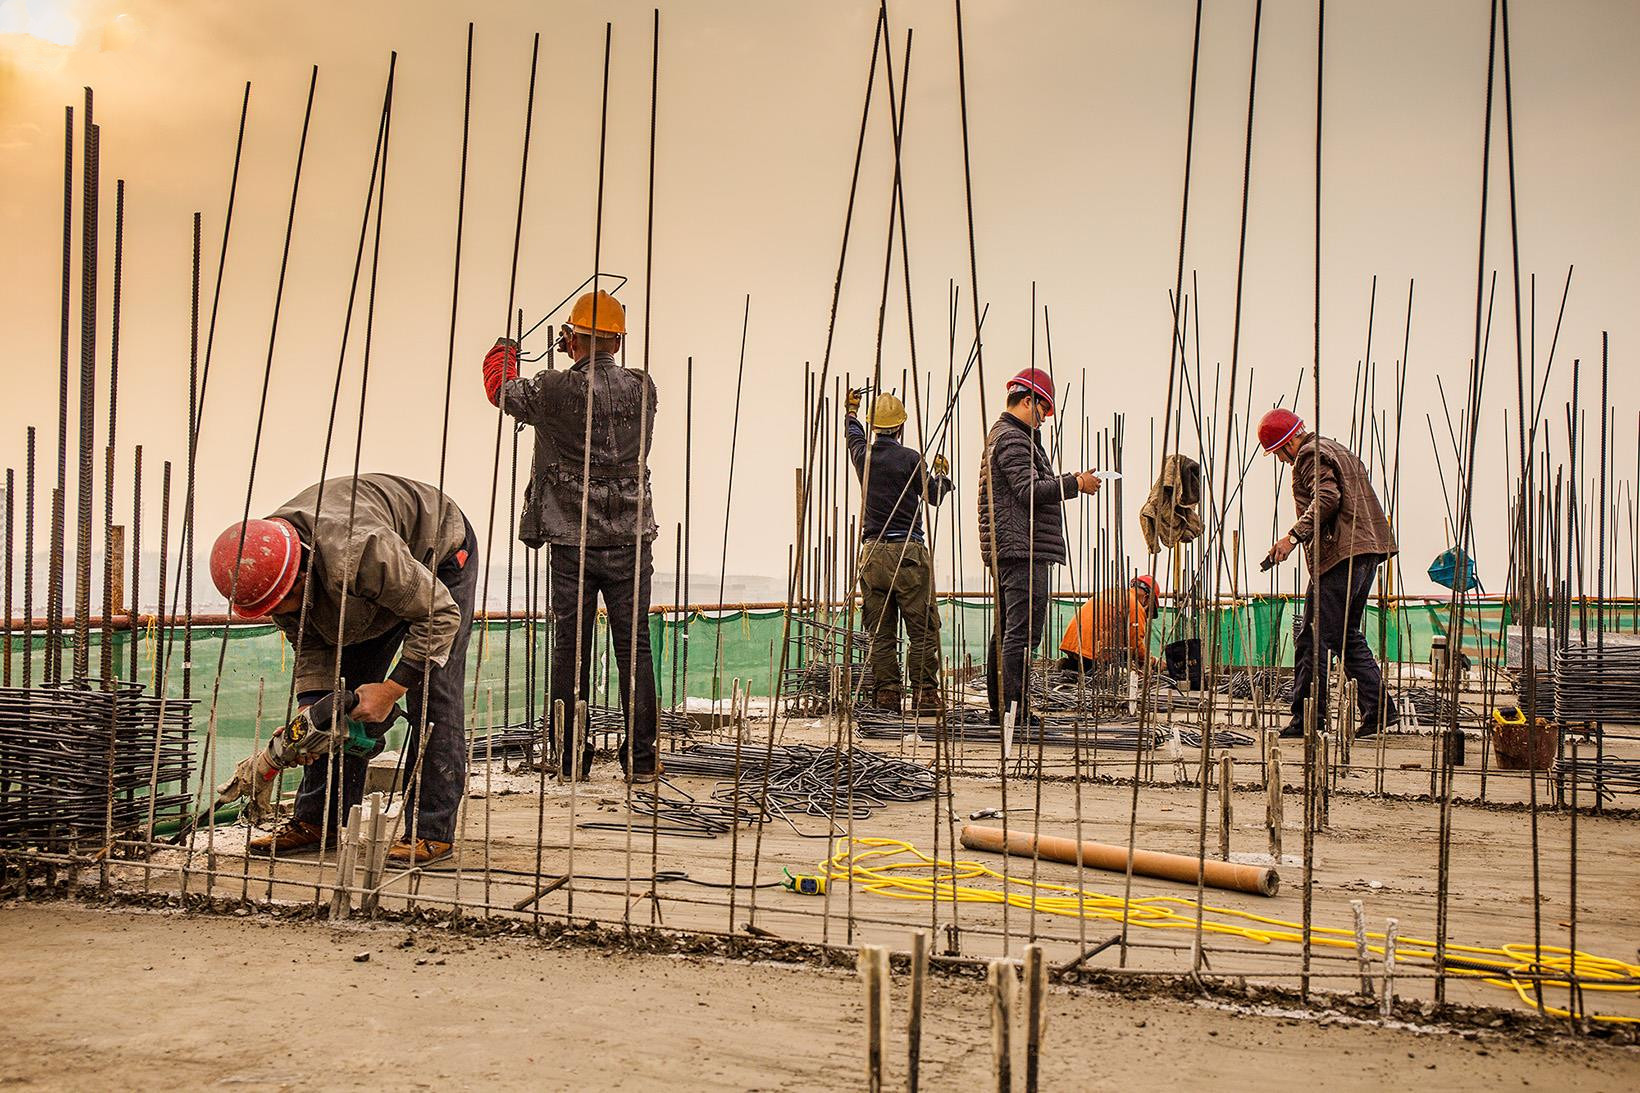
[1059,575,1160,673]
[484,290,661,783]
[1259,408,1399,739]
[977,368,1102,729]
[844,389,953,715]
[210,474,476,865]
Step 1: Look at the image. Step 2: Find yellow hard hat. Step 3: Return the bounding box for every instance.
[868,393,907,430]
[568,289,626,336]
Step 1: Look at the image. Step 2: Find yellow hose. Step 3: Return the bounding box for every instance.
[819,837,1640,1025]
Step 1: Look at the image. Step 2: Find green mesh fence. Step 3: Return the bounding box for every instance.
[8,597,1640,782]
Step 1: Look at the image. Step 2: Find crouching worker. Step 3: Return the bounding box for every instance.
[209,474,477,865]
[1059,575,1160,673]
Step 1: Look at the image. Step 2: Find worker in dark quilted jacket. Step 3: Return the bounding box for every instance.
[977,368,1102,729]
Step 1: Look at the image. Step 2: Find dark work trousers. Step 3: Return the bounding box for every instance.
[1289,552,1398,732]
[857,539,942,696]
[293,520,477,844]
[548,542,659,776]
[985,561,1051,725]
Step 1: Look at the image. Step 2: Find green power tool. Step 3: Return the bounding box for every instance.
[209,689,402,826]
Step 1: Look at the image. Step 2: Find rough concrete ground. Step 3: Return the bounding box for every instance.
[0,903,1635,1091]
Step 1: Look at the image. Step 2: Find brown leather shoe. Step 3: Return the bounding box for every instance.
[624,760,665,788]
[914,687,945,716]
[873,687,903,714]
[387,838,453,866]
[247,820,333,856]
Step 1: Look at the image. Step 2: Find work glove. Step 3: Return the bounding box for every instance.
[845,387,863,417]
[215,750,282,826]
[931,454,950,478]
[483,337,520,407]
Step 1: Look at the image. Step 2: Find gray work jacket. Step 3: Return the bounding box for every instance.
[500,352,659,549]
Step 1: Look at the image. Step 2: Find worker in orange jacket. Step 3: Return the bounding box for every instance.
[1059,575,1160,672]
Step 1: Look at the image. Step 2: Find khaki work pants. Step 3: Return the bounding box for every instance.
[856,540,941,695]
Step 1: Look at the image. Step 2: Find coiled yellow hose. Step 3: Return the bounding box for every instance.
[820,837,1640,1024]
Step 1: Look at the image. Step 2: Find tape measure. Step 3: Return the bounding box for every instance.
[783,868,827,896]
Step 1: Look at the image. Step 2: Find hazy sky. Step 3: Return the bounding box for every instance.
[2,0,1637,609]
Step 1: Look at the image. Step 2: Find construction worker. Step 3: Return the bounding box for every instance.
[978,368,1102,728]
[209,474,477,865]
[1059,575,1160,673]
[483,289,661,783]
[1259,408,1400,739]
[844,388,954,714]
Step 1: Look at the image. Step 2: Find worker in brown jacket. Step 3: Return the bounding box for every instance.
[1259,409,1399,739]
[209,474,477,864]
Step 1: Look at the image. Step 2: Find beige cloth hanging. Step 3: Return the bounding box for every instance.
[1138,453,1204,553]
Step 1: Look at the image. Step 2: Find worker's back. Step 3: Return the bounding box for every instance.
[502,351,659,549]
[846,419,948,542]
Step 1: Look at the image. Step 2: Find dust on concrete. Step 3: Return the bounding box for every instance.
[1,902,1636,1091]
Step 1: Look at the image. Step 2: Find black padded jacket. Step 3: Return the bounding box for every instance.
[977,412,1078,567]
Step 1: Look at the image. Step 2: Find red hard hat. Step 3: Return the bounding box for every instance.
[1257,407,1304,453]
[210,517,302,619]
[1131,574,1159,599]
[1007,367,1055,417]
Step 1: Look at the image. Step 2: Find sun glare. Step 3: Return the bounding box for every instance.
[0,0,80,48]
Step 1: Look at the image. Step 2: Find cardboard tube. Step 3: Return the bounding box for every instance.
[960,824,1280,897]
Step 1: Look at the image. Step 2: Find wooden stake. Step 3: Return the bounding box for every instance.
[858,945,890,1093]
[988,958,1015,1093]
[1217,754,1233,861]
[1381,917,1399,1019]
[908,932,928,1093]
[1023,944,1046,1093]
[1351,898,1371,995]
[1265,730,1283,859]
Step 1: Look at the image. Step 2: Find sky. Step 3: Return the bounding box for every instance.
[1,0,1637,612]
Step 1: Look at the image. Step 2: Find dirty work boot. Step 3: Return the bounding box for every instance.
[914,687,945,716]
[873,687,903,714]
[387,838,453,866]
[247,819,334,856]
[624,760,665,790]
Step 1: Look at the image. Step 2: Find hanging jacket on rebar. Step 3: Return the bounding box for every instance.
[500,351,659,549]
[269,474,468,696]
[1138,453,1204,553]
[845,418,952,544]
[1288,434,1397,576]
[977,412,1076,567]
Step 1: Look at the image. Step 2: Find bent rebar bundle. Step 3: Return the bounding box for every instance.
[0,684,194,850]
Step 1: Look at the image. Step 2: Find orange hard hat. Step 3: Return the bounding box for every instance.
[210,517,302,618]
[568,289,626,336]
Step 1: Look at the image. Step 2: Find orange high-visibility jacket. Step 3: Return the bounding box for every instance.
[1059,588,1148,663]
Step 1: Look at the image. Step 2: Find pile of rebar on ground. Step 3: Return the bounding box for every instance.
[578,742,935,838]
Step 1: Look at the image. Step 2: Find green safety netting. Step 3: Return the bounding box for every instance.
[7,597,1639,777]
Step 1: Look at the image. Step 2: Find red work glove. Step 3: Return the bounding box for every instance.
[483,337,520,406]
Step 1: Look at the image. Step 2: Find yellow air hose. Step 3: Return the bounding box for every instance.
[818,837,1640,1025]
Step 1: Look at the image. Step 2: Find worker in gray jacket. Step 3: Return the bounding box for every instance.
[209,474,477,864]
[977,367,1101,729]
[483,289,661,783]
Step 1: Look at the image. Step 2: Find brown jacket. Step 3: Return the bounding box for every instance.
[270,475,468,695]
[1289,434,1397,576]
